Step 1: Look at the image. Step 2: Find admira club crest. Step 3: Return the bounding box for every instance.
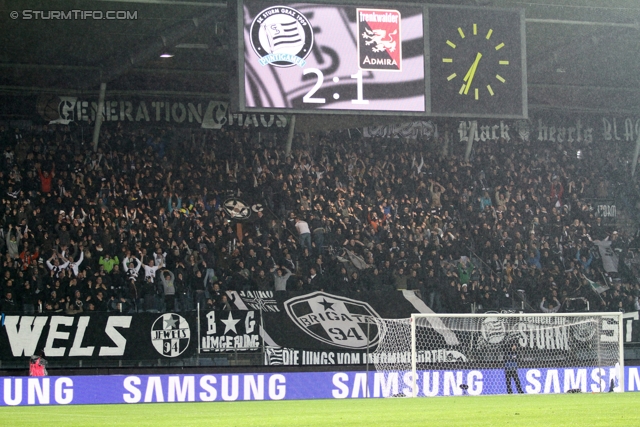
[357,8,402,71]
[284,291,381,349]
[151,313,191,357]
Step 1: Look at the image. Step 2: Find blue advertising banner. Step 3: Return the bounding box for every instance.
[1,366,639,406]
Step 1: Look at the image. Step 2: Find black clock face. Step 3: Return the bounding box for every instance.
[429,7,525,117]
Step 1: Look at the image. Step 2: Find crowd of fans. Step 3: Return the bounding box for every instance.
[0,119,639,316]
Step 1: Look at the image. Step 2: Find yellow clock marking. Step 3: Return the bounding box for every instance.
[447,73,457,81]
[486,29,493,39]
[447,40,456,49]
[499,60,509,65]
[487,85,494,96]
[459,84,466,94]
[496,74,506,83]
[458,27,465,38]
[474,88,479,100]
[442,58,453,63]
[473,24,477,35]
[495,42,505,50]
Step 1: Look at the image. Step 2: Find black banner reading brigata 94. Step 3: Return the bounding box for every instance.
[231,290,469,366]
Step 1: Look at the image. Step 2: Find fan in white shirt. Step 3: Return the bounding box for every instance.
[61,251,84,277]
[141,256,163,282]
[46,254,69,278]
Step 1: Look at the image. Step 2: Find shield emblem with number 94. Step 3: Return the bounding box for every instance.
[151,313,191,357]
[284,292,381,349]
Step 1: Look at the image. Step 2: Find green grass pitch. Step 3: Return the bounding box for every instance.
[1,393,638,427]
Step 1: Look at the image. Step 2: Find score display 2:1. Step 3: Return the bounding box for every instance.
[302,69,370,105]
[241,1,426,113]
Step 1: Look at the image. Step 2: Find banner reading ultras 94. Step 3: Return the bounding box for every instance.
[241,1,426,113]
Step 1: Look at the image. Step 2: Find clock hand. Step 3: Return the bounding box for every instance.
[463,63,478,95]
[463,53,482,81]
[462,52,482,95]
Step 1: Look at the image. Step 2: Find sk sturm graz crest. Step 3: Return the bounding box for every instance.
[357,8,402,71]
[284,291,381,349]
[250,5,313,68]
[480,315,507,344]
[150,313,191,357]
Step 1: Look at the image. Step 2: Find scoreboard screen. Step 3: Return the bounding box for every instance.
[240,1,426,114]
[237,1,527,118]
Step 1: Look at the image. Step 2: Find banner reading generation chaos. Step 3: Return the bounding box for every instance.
[240,1,426,112]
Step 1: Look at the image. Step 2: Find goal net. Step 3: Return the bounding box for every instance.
[371,312,623,397]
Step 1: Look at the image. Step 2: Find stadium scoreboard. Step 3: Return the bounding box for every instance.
[237,1,527,119]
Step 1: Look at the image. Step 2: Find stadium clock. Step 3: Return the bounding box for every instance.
[428,6,527,117]
[440,25,511,100]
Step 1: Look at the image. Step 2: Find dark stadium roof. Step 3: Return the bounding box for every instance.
[1,0,640,129]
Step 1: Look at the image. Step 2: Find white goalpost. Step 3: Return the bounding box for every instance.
[371,312,624,397]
